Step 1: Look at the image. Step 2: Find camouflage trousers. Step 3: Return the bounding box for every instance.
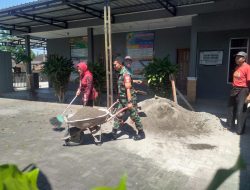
[113,100,143,130]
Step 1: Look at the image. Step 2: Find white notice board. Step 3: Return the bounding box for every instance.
[199,51,223,65]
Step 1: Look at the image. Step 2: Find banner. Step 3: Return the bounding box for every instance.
[127,31,154,61]
[126,31,154,78]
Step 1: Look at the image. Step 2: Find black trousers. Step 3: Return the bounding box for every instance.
[227,87,249,134]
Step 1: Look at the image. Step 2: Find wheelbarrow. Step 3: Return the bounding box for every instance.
[62,100,127,146]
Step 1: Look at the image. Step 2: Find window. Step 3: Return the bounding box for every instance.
[228,38,249,83]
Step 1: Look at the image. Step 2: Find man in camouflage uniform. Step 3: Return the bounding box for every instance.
[112,57,145,141]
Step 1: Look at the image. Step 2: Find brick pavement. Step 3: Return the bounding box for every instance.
[0,95,250,190]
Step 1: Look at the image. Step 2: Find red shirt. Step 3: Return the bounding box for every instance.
[233,62,250,87]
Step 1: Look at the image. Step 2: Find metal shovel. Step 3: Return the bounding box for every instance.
[56,95,78,123]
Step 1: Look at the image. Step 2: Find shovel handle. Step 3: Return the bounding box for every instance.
[62,96,78,115]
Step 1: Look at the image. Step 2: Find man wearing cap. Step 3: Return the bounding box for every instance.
[112,57,145,140]
[124,55,133,74]
[124,55,142,84]
[227,51,250,135]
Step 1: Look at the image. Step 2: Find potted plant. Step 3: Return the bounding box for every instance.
[144,55,178,97]
[42,54,74,102]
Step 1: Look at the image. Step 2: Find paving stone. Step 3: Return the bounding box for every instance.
[0,97,250,189]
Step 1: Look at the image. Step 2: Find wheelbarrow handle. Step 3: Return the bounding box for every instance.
[107,100,119,112]
[106,107,128,122]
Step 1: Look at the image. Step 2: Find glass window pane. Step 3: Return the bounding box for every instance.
[231,39,248,48]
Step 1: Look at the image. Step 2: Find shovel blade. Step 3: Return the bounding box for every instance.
[56,115,64,123]
[49,117,63,129]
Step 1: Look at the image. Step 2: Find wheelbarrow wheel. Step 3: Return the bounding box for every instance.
[80,131,85,144]
[64,138,71,146]
[63,129,84,146]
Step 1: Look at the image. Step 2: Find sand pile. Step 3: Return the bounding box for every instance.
[68,107,106,121]
[138,97,211,137]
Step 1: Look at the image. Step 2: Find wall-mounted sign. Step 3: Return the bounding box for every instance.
[199,51,223,65]
[127,31,154,61]
[126,31,154,78]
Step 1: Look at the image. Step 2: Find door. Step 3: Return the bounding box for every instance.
[176,48,190,94]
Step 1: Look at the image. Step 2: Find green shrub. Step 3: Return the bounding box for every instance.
[87,62,106,93]
[42,54,74,102]
[144,55,178,97]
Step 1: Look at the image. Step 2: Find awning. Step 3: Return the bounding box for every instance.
[0,0,214,48]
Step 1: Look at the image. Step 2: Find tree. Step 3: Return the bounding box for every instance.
[0,31,35,65]
[42,54,74,102]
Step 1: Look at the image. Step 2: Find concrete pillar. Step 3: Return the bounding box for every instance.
[187,77,197,102]
[25,35,34,90]
[189,28,197,77]
[47,38,70,58]
[187,27,198,102]
[0,51,13,93]
[88,28,94,63]
[46,38,71,88]
[25,35,31,74]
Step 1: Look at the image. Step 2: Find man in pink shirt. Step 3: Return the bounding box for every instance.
[227,51,250,135]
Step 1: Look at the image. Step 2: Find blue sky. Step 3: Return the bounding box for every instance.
[0,0,37,9]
